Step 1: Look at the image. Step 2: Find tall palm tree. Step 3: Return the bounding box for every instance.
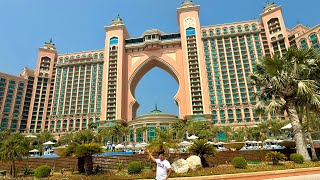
[250,47,320,161]
[0,133,30,177]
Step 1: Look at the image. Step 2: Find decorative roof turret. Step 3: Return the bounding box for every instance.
[181,0,194,7]
[150,104,163,114]
[263,1,276,13]
[43,38,56,50]
[110,14,124,26]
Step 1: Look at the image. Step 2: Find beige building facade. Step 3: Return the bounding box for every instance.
[1,1,319,134]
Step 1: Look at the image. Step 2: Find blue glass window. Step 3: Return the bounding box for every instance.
[186,27,195,36]
[109,37,119,45]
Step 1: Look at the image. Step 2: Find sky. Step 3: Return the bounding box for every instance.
[0,0,319,116]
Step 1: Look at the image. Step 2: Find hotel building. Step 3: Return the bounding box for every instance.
[0,1,319,140]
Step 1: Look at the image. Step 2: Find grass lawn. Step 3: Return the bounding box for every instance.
[3,161,320,179]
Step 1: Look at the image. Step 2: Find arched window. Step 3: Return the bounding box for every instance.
[81,54,86,58]
[299,38,308,49]
[186,27,195,35]
[64,57,69,62]
[99,53,104,59]
[202,30,207,37]
[209,29,214,36]
[230,26,235,33]
[252,24,257,31]
[271,37,276,41]
[109,37,119,45]
[216,28,221,35]
[70,56,74,60]
[244,25,250,32]
[278,34,283,39]
[223,27,228,34]
[94,53,98,59]
[76,55,81,59]
[309,33,319,48]
[88,54,92,58]
[59,57,63,63]
[237,26,242,33]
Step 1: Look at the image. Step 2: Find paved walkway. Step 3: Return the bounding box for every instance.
[168,167,320,180]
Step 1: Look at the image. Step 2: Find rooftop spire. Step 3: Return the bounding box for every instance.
[110,14,124,26]
[43,38,56,50]
[181,0,194,7]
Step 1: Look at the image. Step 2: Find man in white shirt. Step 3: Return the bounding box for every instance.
[147,150,172,180]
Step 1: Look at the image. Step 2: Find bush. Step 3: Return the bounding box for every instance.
[290,153,304,164]
[34,165,51,178]
[265,151,286,165]
[128,161,144,174]
[231,157,247,169]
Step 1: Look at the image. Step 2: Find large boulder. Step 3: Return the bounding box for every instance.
[186,155,202,170]
[171,159,189,174]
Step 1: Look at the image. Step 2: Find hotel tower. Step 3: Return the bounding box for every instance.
[0,1,319,138]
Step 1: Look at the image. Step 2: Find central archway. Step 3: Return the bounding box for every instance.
[128,56,181,120]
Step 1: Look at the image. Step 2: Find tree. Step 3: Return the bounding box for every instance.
[59,132,74,146]
[0,133,30,177]
[188,139,217,167]
[146,128,179,154]
[187,121,213,140]
[135,126,148,143]
[171,121,187,140]
[37,130,54,144]
[61,142,104,175]
[250,47,320,161]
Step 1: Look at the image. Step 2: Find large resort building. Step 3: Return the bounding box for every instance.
[0,1,319,142]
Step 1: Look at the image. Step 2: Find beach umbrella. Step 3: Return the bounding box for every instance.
[126,144,134,149]
[281,123,292,130]
[135,144,143,149]
[140,142,148,147]
[180,141,191,146]
[187,135,199,140]
[29,149,40,153]
[43,141,55,145]
[115,144,124,149]
[25,134,37,138]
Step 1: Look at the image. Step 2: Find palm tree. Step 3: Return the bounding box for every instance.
[146,128,179,154]
[171,121,187,140]
[59,132,74,145]
[0,133,30,177]
[188,139,217,167]
[61,142,104,175]
[136,126,148,142]
[250,47,320,161]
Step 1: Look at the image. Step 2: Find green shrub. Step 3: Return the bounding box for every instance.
[265,151,287,165]
[231,157,247,169]
[128,161,144,174]
[34,165,51,178]
[290,153,304,164]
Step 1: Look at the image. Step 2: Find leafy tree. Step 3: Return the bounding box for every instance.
[250,48,320,161]
[187,121,213,140]
[59,132,74,146]
[136,126,148,142]
[171,121,187,140]
[188,139,217,167]
[0,133,30,177]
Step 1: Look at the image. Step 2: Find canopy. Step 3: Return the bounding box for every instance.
[281,123,292,130]
[206,141,215,145]
[140,142,148,147]
[29,149,39,153]
[25,134,37,138]
[126,144,134,149]
[43,141,55,145]
[115,144,124,149]
[180,141,192,146]
[187,135,199,140]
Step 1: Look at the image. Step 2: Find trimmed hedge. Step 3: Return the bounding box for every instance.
[34,165,51,178]
[128,161,144,174]
[231,157,247,169]
[290,153,304,164]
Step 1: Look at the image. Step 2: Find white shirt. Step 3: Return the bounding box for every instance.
[155,159,171,180]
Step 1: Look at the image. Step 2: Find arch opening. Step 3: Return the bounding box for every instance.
[129,57,180,119]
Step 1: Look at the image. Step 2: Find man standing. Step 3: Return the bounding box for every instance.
[147,150,172,180]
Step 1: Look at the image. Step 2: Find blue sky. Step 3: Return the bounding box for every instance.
[0,0,319,116]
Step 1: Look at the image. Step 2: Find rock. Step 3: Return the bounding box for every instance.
[171,159,189,174]
[186,155,202,170]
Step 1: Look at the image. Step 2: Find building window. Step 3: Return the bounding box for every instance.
[186,27,196,36]
[109,37,119,45]
[309,33,319,48]
[299,38,308,49]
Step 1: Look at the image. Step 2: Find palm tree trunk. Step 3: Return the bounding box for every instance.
[286,98,311,161]
[306,108,318,160]
[84,156,93,175]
